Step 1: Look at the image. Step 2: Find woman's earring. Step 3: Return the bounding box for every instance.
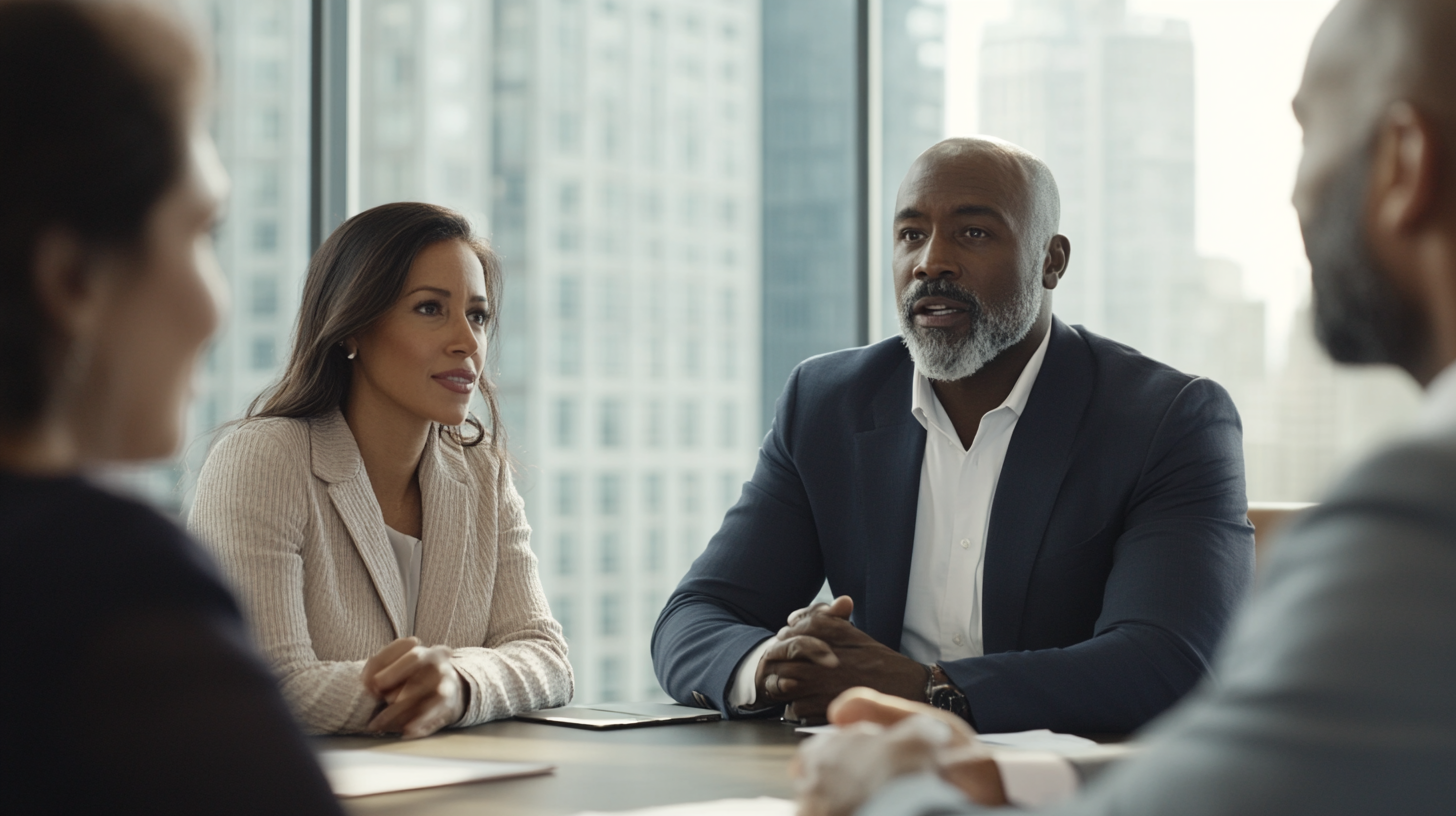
[346,349,357,360]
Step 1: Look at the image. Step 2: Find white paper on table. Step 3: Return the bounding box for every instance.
[318,749,554,798]
[976,730,1098,754]
[793,724,840,736]
[573,797,797,816]
[793,726,1102,757]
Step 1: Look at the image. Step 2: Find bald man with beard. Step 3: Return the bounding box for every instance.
[652,135,1255,734]
[792,1,1456,814]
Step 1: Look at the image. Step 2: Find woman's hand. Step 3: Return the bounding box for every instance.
[360,637,468,739]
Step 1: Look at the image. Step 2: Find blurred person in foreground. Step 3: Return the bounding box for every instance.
[0,0,342,813]
[189,203,572,738]
[653,133,1253,733]
[793,0,1456,813]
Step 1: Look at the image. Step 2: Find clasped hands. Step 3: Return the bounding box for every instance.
[754,595,930,723]
[360,636,468,739]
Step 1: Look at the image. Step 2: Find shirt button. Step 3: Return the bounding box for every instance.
[953,634,964,645]
[960,539,970,549]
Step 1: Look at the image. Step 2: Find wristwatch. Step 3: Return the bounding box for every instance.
[924,663,971,720]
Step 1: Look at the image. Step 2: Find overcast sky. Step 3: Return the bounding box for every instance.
[942,0,1339,363]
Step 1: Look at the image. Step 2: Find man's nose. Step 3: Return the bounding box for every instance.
[913,230,959,280]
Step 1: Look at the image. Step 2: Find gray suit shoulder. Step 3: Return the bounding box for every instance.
[1318,425,1456,513]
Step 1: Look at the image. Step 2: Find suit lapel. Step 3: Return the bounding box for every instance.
[982,319,1095,653]
[311,412,410,639]
[412,428,473,646]
[854,352,925,651]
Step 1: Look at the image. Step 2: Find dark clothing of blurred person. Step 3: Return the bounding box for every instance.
[0,474,343,814]
[0,1,340,812]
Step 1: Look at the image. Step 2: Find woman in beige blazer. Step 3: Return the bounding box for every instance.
[191,202,571,737]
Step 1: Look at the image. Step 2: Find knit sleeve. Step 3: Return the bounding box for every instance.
[449,457,574,724]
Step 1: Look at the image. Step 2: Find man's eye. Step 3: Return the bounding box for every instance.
[900,230,924,241]
[966,228,988,239]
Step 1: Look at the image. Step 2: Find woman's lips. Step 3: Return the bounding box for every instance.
[432,369,477,395]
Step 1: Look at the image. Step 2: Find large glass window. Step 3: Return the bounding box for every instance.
[939,0,1419,501]
[145,0,1403,703]
[350,0,760,703]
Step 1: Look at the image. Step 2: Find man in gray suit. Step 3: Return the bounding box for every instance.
[792,0,1456,813]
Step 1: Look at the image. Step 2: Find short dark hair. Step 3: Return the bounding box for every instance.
[0,0,200,429]
[249,202,507,453]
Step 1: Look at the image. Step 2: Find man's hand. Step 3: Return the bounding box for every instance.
[758,596,928,722]
[794,688,1007,816]
[361,637,468,739]
[754,596,852,708]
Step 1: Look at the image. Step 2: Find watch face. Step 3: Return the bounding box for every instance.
[931,687,968,717]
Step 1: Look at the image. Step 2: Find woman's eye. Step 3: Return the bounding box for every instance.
[415,301,442,316]
[469,310,489,326]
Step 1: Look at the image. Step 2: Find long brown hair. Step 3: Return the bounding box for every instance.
[0,0,200,430]
[249,202,505,453]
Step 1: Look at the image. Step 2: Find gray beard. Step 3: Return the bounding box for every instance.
[897,273,1043,382]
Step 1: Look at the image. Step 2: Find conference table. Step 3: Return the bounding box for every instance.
[320,717,803,816]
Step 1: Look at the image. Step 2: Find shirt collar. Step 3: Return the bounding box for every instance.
[911,326,1053,433]
[1417,359,1456,432]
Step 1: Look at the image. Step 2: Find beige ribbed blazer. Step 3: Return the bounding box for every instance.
[189,410,572,735]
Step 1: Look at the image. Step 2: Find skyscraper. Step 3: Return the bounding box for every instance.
[760,1,862,431]
[151,0,312,514]
[979,0,1198,364]
[489,0,762,703]
[759,0,946,431]
[357,0,493,224]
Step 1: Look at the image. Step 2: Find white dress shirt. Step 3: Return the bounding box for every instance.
[727,329,1052,708]
[1419,360,1456,431]
[900,328,1050,664]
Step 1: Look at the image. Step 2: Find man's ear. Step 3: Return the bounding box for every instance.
[30,227,114,342]
[1042,235,1071,289]
[1369,101,1437,238]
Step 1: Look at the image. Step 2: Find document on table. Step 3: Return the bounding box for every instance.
[795,726,1105,757]
[318,749,554,798]
[573,797,796,816]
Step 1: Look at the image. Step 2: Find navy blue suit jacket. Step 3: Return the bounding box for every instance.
[652,319,1254,734]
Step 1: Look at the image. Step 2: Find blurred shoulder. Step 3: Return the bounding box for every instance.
[0,474,234,620]
[1322,428,1456,516]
